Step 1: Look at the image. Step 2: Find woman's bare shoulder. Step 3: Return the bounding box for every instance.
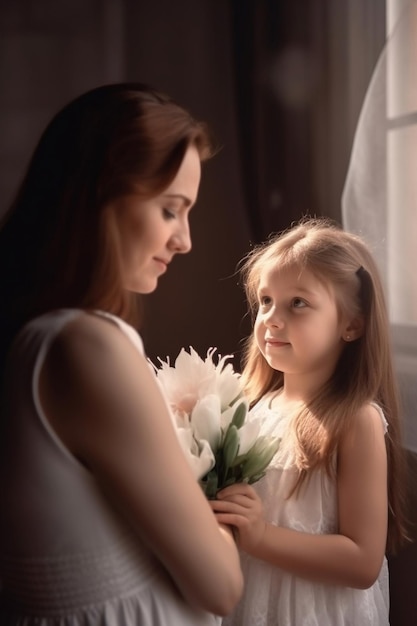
[43,310,143,376]
[54,310,127,346]
[39,311,149,449]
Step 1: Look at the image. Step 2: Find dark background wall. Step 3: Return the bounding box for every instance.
[1,1,415,624]
[0,0,385,366]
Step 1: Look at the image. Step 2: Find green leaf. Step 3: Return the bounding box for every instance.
[229,453,249,468]
[222,476,237,488]
[201,469,218,499]
[231,401,247,429]
[222,424,240,478]
[241,438,281,479]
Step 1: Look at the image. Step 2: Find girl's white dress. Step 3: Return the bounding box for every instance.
[0,309,220,626]
[223,393,390,626]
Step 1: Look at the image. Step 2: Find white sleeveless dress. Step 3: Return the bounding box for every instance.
[223,394,390,626]
[0,309,220,626]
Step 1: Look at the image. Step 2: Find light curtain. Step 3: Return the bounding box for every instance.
[342,0,417,453]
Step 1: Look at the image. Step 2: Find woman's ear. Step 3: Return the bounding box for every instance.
[342,316,365,342]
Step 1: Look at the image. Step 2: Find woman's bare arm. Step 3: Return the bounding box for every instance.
[39,313,243,615]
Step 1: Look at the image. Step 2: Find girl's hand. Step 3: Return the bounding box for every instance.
[210,483,267,555]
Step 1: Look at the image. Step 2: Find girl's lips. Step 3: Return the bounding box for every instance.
[266,339,289,347]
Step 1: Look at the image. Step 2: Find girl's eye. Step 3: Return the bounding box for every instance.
[163,208,176,220]
[259,295,272,306]
[292,297,307,309]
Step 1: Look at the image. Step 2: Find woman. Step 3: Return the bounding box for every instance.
[0,83,243,625]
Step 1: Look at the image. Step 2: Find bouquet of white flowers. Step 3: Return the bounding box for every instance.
[152,347,280,499]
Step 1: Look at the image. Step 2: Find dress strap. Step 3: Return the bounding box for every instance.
[370,402,388,434]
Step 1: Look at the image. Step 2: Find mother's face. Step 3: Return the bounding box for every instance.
[110,145,202,294]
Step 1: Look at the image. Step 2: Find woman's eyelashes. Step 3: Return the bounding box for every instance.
[162,207,177,220]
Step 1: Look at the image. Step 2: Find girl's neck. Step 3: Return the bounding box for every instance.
[280,372,327,403]
[268,389,303,413]
[269,378,319,410]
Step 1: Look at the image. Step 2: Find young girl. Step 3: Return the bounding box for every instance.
[211,217,408,625]
[0,83,243,625]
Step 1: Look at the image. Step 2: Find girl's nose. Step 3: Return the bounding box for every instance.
[265,307,285,328]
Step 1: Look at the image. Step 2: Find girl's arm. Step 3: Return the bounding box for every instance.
[39,313,243,616]
[211,403,388,589]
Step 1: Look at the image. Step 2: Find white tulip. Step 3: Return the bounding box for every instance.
[191,394,222,452]
[176,426,215,480]
[237,417,263,455]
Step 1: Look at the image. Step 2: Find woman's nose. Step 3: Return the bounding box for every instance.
[170,220,192,254]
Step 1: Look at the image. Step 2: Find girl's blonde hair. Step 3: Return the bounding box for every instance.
[241,217,407,553]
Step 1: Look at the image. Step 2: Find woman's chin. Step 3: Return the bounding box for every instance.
[127,277,159,295]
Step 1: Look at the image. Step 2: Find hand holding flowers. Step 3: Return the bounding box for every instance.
[152,347,280,499]
[210,481,267,554]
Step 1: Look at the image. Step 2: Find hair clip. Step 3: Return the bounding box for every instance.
[356,265,372,313]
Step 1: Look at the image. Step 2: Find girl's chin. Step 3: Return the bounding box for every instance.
[262,353,285,371]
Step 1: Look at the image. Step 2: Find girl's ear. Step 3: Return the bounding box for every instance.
[342,316,365,342]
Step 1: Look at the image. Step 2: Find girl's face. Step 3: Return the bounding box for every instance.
[254,264,349,387]
[111,145,201,293]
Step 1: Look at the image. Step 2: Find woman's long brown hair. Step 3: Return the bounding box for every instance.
[0,83,215,376]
